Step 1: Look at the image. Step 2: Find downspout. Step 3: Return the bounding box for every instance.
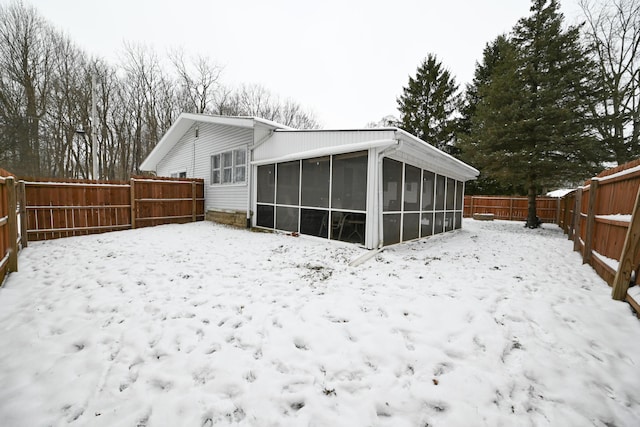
[247,129,275,227]
[377,139,402,248]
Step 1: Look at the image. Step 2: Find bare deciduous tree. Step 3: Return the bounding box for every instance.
[580,0,640,164]
[170,50,223,114]
[0,1,55,176]
[220,83,319,128]
[0,2,319,179]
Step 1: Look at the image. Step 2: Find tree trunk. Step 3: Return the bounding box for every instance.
[526,182,539,228]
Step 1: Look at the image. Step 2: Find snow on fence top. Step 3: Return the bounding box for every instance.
[584,158,640,186]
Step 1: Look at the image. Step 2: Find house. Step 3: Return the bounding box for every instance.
[140,113,479,249]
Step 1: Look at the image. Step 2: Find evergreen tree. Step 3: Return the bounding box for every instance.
[465,0,603,227]
[458,35,523,195]
[397,54,459,153]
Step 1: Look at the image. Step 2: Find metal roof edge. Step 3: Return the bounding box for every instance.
[139,113,291,171]
[251,139,398,166]
[394,129,480,178]
[273,127,397,133]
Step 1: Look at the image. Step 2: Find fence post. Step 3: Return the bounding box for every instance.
[555,198,561,225]
[6,177,18,272]
[191,181,197,222]
[573,188,583,253]
[130,178,136,229]
[566,196,574,239]
[583,179,599,264]
[17,181,27,248]
[612,185,640,301]
[470,196,474,217]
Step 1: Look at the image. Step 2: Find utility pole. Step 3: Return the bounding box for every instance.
[91,73,98,180]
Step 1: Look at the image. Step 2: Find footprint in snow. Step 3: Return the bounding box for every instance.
[149,378,172,391]
[244,371,256,383]
[293,337,308,350]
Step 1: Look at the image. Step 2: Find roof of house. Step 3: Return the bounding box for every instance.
[140,113,479,180]
[262,128,479,180]
[139,113,290,171]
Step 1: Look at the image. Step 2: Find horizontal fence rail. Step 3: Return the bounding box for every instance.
[464,196,560,223]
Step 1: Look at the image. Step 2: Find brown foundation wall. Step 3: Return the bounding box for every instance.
[206,209,248,228]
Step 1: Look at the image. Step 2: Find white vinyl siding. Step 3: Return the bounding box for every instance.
[157,122,252,211]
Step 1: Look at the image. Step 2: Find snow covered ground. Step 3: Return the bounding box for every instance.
[0,220,638,426]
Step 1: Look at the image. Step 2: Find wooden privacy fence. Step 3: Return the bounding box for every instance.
[464,195,560,223]
[0,169,26,285]
[0,174,17,285]
[25,176,205,241]
[560,160,640,312]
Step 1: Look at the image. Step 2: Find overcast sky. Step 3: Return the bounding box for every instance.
[25,0,584,128]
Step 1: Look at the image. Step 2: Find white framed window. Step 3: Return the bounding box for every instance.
[170,170,187,178]
[211,149,247,185]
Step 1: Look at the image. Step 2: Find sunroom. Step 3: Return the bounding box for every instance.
[251,128,478,249]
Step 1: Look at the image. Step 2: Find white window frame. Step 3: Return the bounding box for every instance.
[170,170,187,178]
[210,148,247,186]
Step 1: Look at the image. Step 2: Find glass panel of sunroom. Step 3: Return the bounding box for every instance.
[434,212,445,234]
[383,158,402,211]
[276,206,299,232]
[331,151,368,211]
[302,156,330,208]
[257,165,275,203]
[421,212,434,236]
[422,171,435,211]
[435,175,446,210]
[403,213,420,241]
[456,180,464,211]
[455,212,462,230]
[445,212,455,232]
[301,208,328,238]
[404,165,421,212]
[256,205,274,228]
[276,161,300,206]
[383,214,401,245]
[331,212,366,244]
[446,178,456,210]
